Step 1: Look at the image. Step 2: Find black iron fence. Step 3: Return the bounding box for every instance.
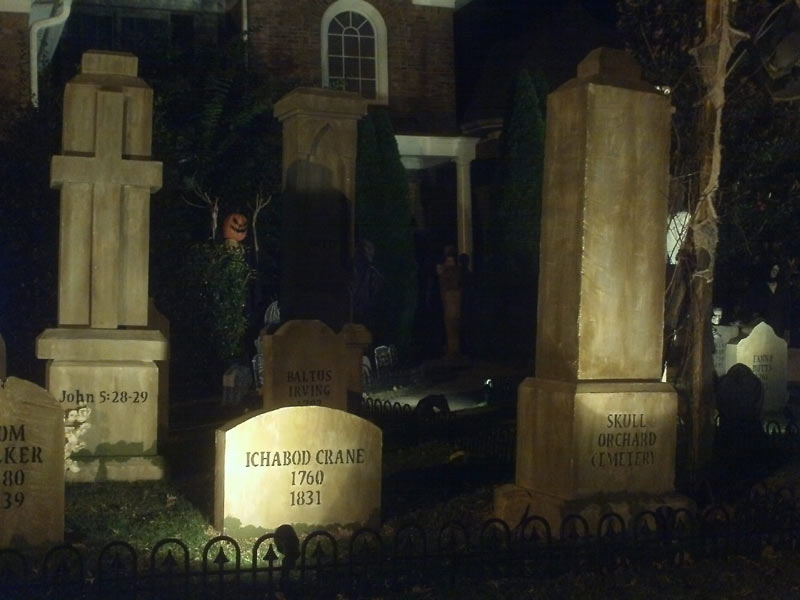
[2,483,800,599]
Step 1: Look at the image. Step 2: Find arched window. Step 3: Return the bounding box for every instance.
[321,0,388,103]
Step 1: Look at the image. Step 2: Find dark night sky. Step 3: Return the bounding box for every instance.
[454,0,620,124]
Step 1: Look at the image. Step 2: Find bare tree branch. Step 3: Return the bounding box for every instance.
[184,183,220,240]
[248,191,272,262]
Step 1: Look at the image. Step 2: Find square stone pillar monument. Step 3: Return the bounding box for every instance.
[495,48,689,531]
[274,87,367,257]
[36,51,167,482]
[268,88,371,408]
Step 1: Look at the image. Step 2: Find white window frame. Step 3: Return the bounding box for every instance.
[321,0,388,104]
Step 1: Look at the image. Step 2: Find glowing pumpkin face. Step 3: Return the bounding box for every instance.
[223,213,248,243]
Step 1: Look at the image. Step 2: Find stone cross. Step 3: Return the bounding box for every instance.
[50,52,162,329]
[37,51,168,483]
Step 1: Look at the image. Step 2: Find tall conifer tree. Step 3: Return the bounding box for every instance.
[355,108,418,355]
[494,68,545,281]
[488,69,546,360]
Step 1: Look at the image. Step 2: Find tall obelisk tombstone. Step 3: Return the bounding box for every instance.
[36,51,167,482]
[495,48,689,530]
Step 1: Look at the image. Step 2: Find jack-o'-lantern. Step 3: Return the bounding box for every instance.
[222,212,248,245]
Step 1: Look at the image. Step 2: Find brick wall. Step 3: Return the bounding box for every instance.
[0,12,30,120]
[248,0,458,134]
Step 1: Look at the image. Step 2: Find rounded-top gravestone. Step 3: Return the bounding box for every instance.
[0,378,64,549]
[215,406,381,537]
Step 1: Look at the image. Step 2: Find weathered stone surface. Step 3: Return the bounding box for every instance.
[262,320,348,412]
[47,352,164,482]
[37,328,167,362]
[37,50,167,482]
[215,406,381,536]
[725,322,787,413]
[51,50,162,328]
[536,48,672,382]
[516,378,677,499]
[274,87,366,261]
[47,360,159,458]
[274,87,366,202]
[497,49,682,535]
[64,455,165,483]
[275,88,366,329]
[0,378,64,549]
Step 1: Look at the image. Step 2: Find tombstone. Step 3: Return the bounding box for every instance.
[0,378,64,549]
[264,300,281,328]
[261,320,349,411]
[495,49,690,532]
[717,363,764,423]
[725,321,787,413]
[280,184,351,331]
[274,88,367,255]
[275,89,366,331]
[273,88,370,390]
[374,345,392,381]
[35,51,167,482]
[0,331,6,381]
[712,317,739,378]
[222,365,252,406]
[215,406,381,537]
[713,364,769,489]
[342,324,372,406]
[361,356,372,388]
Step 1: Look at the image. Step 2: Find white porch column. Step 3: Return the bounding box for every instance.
[395,134,478,257]
[454,155,474,258]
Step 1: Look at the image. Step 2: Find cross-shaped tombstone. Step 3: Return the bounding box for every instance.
[37,52,168,484]
[50,52,162,329]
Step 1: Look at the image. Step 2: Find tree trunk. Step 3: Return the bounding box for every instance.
[684,0,747,488]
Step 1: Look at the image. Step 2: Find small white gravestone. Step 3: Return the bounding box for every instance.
[215,406,381,537]
[0,378,64,549]
[261,320,348,411]
[222,365,252,406]
[725,321,788,413]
